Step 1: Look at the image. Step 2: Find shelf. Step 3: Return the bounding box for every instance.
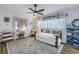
[67,27,79,46]
[67,31,79,34]
[67,27,79,30]
[67,35,79,38]
[67,40,79,43]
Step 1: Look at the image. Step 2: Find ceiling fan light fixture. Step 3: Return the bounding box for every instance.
[26,4,45,16]
[33,13,38,16]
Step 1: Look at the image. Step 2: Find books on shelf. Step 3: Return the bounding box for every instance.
[67,26,79,47]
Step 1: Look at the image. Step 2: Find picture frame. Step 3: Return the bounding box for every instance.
[4,17,10,23]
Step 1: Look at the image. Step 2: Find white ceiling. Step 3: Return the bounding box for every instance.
[0,4,79,15]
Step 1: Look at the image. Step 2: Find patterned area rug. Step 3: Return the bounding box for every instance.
[6,37,58,54]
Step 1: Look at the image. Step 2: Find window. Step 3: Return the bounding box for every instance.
[40,18,65,29]
[15,20,18,30]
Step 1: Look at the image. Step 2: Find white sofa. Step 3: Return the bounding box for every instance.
[36,32,62,48]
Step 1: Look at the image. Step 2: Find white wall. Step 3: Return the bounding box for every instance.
[64,6,79,24]
[0,6,27,32]
[0,6,34,37]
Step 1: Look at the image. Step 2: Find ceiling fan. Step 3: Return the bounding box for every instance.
[25,4,45,16]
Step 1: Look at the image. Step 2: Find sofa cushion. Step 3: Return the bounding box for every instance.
[38,32,56,39]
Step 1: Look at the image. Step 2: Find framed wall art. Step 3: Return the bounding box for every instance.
[4,17,10,23]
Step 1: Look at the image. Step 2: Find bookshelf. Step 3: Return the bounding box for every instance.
[67,27,79,48]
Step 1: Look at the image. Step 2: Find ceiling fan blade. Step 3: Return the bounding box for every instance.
[25,12,33,14]
[36,9,45,12]
[37,13,43,15]
[28,8,34,11]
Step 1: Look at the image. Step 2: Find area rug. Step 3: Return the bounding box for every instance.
[6,37,61,54]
